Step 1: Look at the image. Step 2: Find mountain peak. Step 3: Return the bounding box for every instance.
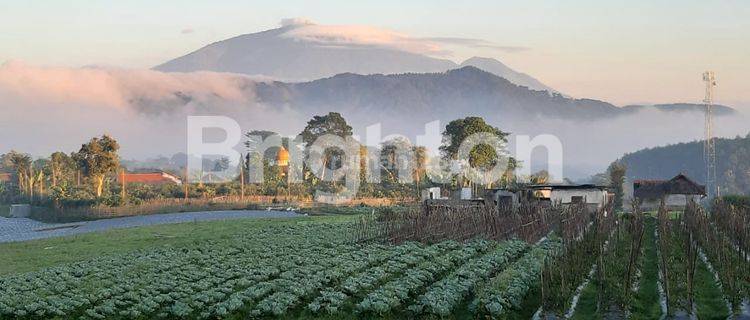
[463,56,509,67]
[459,56,556,93]
[279,17,316,28]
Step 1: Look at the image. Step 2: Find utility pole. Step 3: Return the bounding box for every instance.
[240,154,245,201]
[184,166,189,201]
[703,71,717,198]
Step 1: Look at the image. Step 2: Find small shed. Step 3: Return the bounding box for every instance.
[10,204,31,218]
[420,187,442,200]
[485,188,520,208]
[633,173,705,210]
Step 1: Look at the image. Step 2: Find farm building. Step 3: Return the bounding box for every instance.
[633,173,705,210]
[485,188,519,207]
[420,187,443,200]
[486,184,612,212]
[524,184,612,211]
[118,171,182,185]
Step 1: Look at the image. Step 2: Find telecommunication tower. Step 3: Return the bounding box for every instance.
[703,71,717,198]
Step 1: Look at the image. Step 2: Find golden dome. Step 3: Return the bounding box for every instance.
[277,147,290,166]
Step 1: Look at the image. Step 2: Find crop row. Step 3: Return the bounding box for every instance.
[356,239,494,314]
[471,237,563,318]
[250,241,460,317]
[409,239,528,316]
[307,240,461,315]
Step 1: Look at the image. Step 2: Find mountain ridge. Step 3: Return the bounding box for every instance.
[253,66,732,121]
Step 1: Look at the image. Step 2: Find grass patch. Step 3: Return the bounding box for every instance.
[0,215,354,275]
[630,218,663,320]
[693,259,731,319]
[297,204,412,216]
[570,281,602,320]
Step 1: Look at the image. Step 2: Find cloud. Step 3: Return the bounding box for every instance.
[280,17,315,27]
[281,23,444,56]
[0,61,305,159]
[424,37,530,53]
[278,18,525,57]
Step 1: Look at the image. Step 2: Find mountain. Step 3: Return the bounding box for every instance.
[155,24,455,81]
[154,22,554,92]
[617,134,750,195]
[459,57,557,93]
[621,103,736,116]
[255,66,616,123]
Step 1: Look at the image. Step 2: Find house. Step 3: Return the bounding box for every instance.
[118,171,182,185]
[486,184,612,212]
[529,184,611,211]
[0,172,11,183]
[633,173,705,210]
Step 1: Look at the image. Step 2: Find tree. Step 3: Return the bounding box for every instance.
[5,151,33,196]
[212,157,229,172]
[380,137,413,183]
[608,161,627,211]
[501,157,519,187]
[48,152,75,187]
[299,112,353,146]
[440,117,514,187]
[530,170,550,184]
[298,113,354,182]
[72,135,120,197]
[244,130,280,160]
[589,172,611,186]
[413,146,428,195]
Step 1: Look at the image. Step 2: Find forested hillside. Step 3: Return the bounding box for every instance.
[618,133,750,195]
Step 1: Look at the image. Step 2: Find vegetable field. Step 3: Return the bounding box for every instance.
[2,198,745,319]
[560,199,750,319]
[0,219,564,319]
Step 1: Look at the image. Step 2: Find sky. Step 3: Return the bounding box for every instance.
[1,0,749,108]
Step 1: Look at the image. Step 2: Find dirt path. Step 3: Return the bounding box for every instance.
[0,210,301,243]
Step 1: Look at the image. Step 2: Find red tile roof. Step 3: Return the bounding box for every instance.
[118,172,182,185]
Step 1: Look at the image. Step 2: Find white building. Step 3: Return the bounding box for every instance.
[524,184,612,211]
[486,184,612,212]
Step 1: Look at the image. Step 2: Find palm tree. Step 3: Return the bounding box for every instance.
[7,151,33,199]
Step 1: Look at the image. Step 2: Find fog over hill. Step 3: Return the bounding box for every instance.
[617,134,750,195]
[1,61,747,180]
